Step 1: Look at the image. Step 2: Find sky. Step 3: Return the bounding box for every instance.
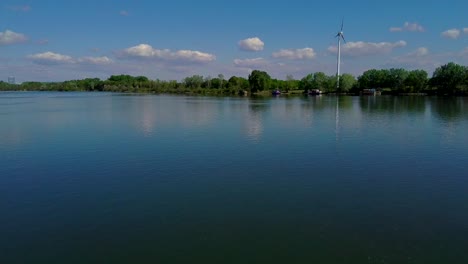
[1,0,468,83]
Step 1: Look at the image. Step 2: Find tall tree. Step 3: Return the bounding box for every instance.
[431,62,466,94]
[404,70,428,92]
[248,70,271,93]
[218,74,224,89]
[299,74,314,91]
[183,75,204,89]
[387,68,409,91]
[339,74,356,92]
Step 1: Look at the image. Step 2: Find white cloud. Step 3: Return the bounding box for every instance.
[78,56,113,65]
[387,48,454,74]
[441,29,461,39]
[233,58,268,68]
[390,22,424,32]
[172,50,216,62]
[393,47,430,63]
[120,10,129,16]
[328,40,407,57]
[238,37,265,52]
[0,30,28,45]
[28,52,114,66]
[463,28,468,34]
[410,47,429,57]
[272,48,316,60]
[124,44,156,57]
[121,44,216,63]
[28,52,74,65]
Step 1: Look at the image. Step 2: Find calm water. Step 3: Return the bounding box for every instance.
[1,92,467,264]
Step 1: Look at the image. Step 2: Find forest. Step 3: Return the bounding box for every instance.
[1,62,468,96]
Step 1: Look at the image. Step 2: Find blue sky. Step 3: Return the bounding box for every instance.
[1,0,468,82]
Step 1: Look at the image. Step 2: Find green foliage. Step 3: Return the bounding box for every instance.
[227,76,249,90]
[357,68,428,93]
[387,68,409,91]
[339,74,357,92]
[299,74,314,91]
[431,62,467,94]
[248,70,272,93]
[0,81,19,91]
[183,75,204,89]
[2,62,467,96]
[404,70,428,92]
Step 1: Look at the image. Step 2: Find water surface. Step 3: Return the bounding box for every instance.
[1,92,467,264]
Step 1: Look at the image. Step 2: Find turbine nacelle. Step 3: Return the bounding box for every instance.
[336,32,346,42]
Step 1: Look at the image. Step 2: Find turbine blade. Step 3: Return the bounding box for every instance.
[341,19,344,31]
[341,34,346,43]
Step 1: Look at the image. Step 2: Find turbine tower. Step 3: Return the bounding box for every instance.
[335,20,346,92]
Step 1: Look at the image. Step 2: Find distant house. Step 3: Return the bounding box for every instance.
[361,88,381,95]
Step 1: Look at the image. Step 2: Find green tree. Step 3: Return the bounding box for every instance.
[387,68,409,91]
[227,76,249,90]
[299,74,314,91]
[183,75,204,89]
[218,74,225,89]
[313,72,329,91]
[431,62,466,94]
[339,74,356,92]
[404,70,428,92]
[248,70,271,93]
[358,69,390,90]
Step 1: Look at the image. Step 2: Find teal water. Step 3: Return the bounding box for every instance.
[1,92,467,264]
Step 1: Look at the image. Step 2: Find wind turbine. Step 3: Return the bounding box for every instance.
[335,20,346,92]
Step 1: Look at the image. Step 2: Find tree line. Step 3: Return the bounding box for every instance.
[1,62,467,95]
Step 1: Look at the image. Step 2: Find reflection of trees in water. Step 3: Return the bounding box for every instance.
[430,97,467,122]
[300,96,328,116]
[248,97,270,112]
[179,97,220,128]
[301,95,353,111]
[430,97,467,145]
[139,97,156,137]
[337,96,353,110]
[244,98,270,142]
[359,96,426,115]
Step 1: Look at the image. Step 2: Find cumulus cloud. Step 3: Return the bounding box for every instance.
[409,47,429,57]
[28,52,114,66]
[0,30,28,45]
[28,52,74,65]
[441,29,461,39]
[328,40,407,57]
[389,47,445,71]
[393,47,429,62]
[78,56,113,65]
[390,22,425,32]
[463,28,468,34]
[238,37,265,52]
[120,43,216,63]
[272,48,316,60]
[233,58,268,68]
